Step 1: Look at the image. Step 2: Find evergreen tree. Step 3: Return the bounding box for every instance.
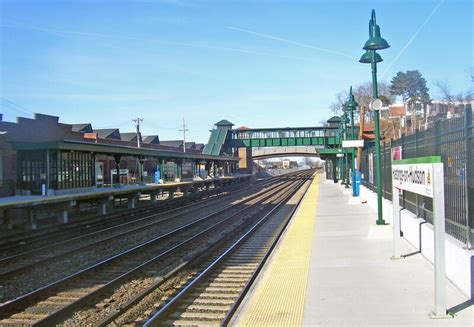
[389,70,430,105]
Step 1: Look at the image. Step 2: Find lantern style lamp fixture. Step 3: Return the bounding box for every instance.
[359,50,383,64]
[359,9,390,225]
[363,10,390,51]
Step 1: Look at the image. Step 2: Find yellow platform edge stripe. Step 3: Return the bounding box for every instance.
[237,174,320,327]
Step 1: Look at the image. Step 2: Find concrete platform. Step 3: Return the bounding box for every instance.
[0,175,251,232]
[0,175,250,209]
[233,175,472,326]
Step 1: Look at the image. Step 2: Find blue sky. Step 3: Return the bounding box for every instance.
[1,0,472,143]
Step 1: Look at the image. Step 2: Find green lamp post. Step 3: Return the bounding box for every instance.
[341,109,350,188]
[346,86,359,196]
[359,9,389,225]
[338,116,344,181]
[340,110,349,188]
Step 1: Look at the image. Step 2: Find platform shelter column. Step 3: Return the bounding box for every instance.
[238,147,253,174]
[113,154,122,187]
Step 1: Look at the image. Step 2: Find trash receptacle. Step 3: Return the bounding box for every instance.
[355,170,361,196]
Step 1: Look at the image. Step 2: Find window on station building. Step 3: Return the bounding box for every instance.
[17,150,47,194]
[18,150,95,193]
[54,151,94,190]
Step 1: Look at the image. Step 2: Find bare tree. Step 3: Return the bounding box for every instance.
[433,80,456,104]
[434,79,472,104]
[353,81,394,109]
[468,67,474,101]
[328,82,394,122]
[329,90,348,116]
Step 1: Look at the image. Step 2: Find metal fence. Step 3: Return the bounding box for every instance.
[360,105,473,248]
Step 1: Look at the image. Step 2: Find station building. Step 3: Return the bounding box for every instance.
[0,113,238,197]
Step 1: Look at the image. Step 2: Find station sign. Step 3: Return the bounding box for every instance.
[342,140,364,148]
[391,155,448,318]
[392,162,434,198]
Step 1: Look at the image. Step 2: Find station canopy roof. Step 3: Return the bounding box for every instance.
[1,113,237,161]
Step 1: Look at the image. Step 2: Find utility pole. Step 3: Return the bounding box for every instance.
[179,118,188,153]
[132,117,144,184]
[132,117,143,148]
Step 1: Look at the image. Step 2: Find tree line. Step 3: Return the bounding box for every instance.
[327,68,473,138]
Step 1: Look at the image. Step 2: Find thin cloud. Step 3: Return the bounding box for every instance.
[227,26,357,60]
[382,0,444,79]
[2,93,164,102]
[2,21,316,62]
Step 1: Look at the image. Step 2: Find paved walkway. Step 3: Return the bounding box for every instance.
[233,175,472,326]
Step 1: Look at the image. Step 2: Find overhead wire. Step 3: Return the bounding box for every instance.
[0,98,35,116]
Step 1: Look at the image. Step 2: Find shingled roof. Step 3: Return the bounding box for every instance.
[93,128,121,140]
[120,132,138,142]
[160,140,184,148]
[72,123,93,133]
[143,135,160,144]
[215,119,234,127]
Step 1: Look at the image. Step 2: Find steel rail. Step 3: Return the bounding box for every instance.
[0,186,210,250]
[0,172,308,326]
[0,176,291,299]
[221,173,314,325]
[143,172,313,326]
[0,178,247,253]
[0,172,292,254]
[30,176,304,327]
[94,171,312,326]
[0,177,288,280]
[0,169,303,252]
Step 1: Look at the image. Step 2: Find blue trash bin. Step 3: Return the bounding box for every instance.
[355,170,361,196]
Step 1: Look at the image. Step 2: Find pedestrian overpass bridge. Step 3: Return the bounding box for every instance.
[252,146,321,159]
[203,119,344,173]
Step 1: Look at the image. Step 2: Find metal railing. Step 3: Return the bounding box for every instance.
[361,104,473,248]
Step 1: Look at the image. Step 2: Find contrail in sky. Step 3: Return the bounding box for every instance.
[227,26,357,60]
[2,20,317,62]
[381,0,444,79]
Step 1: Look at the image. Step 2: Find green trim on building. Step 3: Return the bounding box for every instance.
[12,140,238,162]
[239,136,339,148]
[318,148,341,155]
[392,156,442,165]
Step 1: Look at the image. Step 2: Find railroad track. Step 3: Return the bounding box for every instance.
[89,171,313,326]
[142,171,313,326]
[0,172,299,258]
[0,177,283,274]
[0,178,247,255]
[0,170,311,326]
[0,175,294,303]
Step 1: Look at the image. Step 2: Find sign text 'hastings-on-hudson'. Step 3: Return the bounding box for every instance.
[392,163,433,198]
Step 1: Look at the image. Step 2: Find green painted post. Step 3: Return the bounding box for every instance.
[338,119,344,180]
[359,10,389,225]
[343,112,350,188]
[372,60,385,224]
[347,86,358,196]
[351,118,356,195]
[347,86,357,196]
